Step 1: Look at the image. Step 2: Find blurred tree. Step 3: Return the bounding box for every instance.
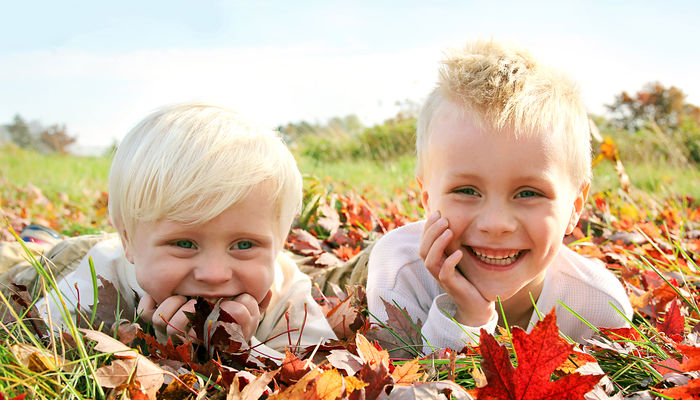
[607,82,700,132]
[40,124,76,154]
[7,114,35,148]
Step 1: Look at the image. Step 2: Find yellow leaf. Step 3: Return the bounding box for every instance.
[391,359,423,386]
[355,333,389,368]
[343,376,368,393]
[315,369,344,400]
[10,343,66,373]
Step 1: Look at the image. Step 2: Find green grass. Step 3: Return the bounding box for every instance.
[592,161,700,198]
[296,153,419,198]
[0,145,111,203]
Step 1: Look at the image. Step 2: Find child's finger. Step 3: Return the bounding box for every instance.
[423,229,453,280]
[136,294,157,322]
[437,249,465,291]
[221,300,256,340]
[232,293,260,319]
[165,299,196,338]
[151,295,187,338]
[419,217,449,260]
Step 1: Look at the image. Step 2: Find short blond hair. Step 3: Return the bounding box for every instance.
[416,40,591,188]
[109,103,302,243]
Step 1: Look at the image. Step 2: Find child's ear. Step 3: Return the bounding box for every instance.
[120,229,135,264]
[566,182,591,234]
[416,175,431,214]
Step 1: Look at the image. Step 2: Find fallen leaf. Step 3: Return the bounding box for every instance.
[228,369,275,400]
[356,333,390,369]
[326,295,364,340]
[656,377,700,399]
[676,343,700,371]
[384,380,473,399]
[10,343,65,373]
[477,309,602,400]
[327,349,364,376]
[391,359,423,386]
[160,373,199,400]
[368,298,423,359]
[82,329,165,399]
[657,299,685,340]
[279,350,312,386]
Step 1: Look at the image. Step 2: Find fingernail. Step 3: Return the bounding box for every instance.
[430,211,440,220]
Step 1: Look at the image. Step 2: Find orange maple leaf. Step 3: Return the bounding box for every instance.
[657,377,700,399]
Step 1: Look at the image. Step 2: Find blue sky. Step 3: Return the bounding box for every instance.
[2,1,699,152]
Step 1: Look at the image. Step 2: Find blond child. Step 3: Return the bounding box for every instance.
[12,103,334,358]
[366,40,632,351]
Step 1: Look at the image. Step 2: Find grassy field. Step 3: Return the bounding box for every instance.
[1,142,700,399]
[2,143,699,214]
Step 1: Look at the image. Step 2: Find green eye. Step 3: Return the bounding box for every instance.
[456,187,479,196]
[517,190,539,198]
[235,241,253,250]
[174,240,195,249]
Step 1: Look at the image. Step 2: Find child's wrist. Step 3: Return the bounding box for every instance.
[454,307,495,327]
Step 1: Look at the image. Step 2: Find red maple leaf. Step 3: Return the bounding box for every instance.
[676,343,700,372]
[657,299,685,341]
[476,309,602,400]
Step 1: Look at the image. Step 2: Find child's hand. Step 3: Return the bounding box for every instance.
[218,290,273,341]
[137,294,196,342]
[137,290,273,343]
[419,211,496,327]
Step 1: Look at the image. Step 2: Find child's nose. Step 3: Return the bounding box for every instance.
[193,253,234,283]
[475,201,517,236]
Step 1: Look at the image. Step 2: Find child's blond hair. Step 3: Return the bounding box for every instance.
[108,103,302,244]
[416,40,591,188]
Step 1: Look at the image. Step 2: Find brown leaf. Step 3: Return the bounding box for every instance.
[82,329,165,399]
[356,361,394,399]
[367,298,423,359]
[279,350,312,386]
[326,295,364,340]
[288,228,323,256]
[318,204,341,237]
[80,328,136,358]
[315,252,343,268]
[95,276,132,328]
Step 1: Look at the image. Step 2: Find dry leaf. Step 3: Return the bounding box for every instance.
[356,333,390,368]
[391,359,423,386]
[82,329,166,399]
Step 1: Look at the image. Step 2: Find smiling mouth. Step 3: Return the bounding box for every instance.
[468,247,525,266]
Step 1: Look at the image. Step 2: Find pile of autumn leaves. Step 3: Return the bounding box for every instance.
[2,184,700,399]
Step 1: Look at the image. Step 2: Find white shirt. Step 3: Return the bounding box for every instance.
[366,221,633,352]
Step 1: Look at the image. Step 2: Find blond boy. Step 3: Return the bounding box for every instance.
[366,41,632,351]
[31,103,335,357]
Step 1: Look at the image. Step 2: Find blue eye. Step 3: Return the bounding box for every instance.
[516,190,539,198]
[456,187,479,196]
[235,241,253,250]
[174,240,196,249]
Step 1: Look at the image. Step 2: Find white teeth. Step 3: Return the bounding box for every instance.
[471,248,522,265]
